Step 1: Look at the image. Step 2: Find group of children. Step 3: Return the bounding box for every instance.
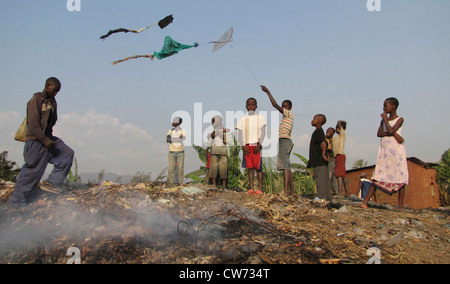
[165,86,289,195]
[166,87,409,209]
[9,78,409,210]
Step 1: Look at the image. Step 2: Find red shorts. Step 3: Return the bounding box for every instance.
[334,154,347,177]
[206,152,211,169]
[242,145,262,171]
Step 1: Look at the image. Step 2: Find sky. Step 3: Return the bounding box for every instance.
[1,0,449,180]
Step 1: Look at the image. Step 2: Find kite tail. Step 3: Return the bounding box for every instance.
[111,54,155,65]
[100,15,173,40]
[100,26,154,40]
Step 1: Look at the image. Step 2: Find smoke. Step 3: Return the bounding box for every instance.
[0,189,251,262]
[0,194,177,261]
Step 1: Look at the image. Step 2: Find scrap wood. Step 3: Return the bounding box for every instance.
[404,213,441,225]
[259,253,277,264]
[385,218,409,247]
[2,180,449,264]
[193,202,304,243]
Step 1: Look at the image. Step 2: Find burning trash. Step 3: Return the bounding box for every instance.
[0,180,449,264]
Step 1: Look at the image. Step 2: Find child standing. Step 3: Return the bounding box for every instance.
[260,86,295,197]
[167,117,186,185]
[236,97,267,195]
[307,114,332,202]
[361,98,408,209]
[207,116,231,189]
[326,127,338,195]
[333,120,349,198]
[357,173,372,199]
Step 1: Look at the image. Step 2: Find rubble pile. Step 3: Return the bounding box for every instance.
[0,180,449,264]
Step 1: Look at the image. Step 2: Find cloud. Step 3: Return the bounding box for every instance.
[292,133,310,150]
[342,137,379,166]
[0,111,20,129]
[0,111,23,162]
[53,109,165,175]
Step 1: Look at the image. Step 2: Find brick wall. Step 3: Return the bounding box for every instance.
[346,159,441,209]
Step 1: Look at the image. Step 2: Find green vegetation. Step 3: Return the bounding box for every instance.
[434,148,450,206]
[352,159,368,169]
[0,151,21,182]
[66,157,81,183]
[186,136,316,195]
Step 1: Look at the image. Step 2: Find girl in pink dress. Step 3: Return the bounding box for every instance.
[361,98,408,209]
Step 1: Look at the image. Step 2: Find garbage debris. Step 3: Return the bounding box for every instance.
[0,181,449,264]
[181,186,205,195]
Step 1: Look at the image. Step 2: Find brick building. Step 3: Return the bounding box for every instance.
[346,157,441,209]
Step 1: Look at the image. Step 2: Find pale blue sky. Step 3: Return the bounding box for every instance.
[1,0,449,177]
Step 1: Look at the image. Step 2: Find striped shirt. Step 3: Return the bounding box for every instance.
[279,108,294,139]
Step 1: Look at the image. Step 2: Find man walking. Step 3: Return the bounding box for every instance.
[9,77,74,208]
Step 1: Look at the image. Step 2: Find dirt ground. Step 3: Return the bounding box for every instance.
[0,180,449,264]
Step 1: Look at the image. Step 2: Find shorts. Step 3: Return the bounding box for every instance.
[334,154,347,177]
[277,138,294,170]
[242,145,262,171]
[209,154,228,179]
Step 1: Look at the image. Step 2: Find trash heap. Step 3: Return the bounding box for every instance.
[0,179,449,264]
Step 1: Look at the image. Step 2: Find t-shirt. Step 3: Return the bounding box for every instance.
[167,128,186,152]
[207,130,232,156]
[236,114,267,146]
[279,108,294,139]
[333,128,346,156]
[307,127,327,168]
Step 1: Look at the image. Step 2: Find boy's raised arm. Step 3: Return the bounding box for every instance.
[261,85,283,113]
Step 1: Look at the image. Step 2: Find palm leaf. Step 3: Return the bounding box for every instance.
[293,153,309,166]
[193,144,207,163]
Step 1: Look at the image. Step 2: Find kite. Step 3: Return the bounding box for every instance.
[210,27,234,53]
[100,15,174,40]
[111,27,233,65]
[112,36,198,65]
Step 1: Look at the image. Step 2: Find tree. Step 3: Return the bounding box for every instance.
[130,171,152,184]
[352,159,368,169]
[0,151,21,182]
[434,148,450,206]
[185,144,208,183]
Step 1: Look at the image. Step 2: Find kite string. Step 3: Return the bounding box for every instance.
[229,44,261,84]
[229,45,313,117]
[198,41,231,45]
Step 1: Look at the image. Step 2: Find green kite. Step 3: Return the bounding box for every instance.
[112,36,198,65]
